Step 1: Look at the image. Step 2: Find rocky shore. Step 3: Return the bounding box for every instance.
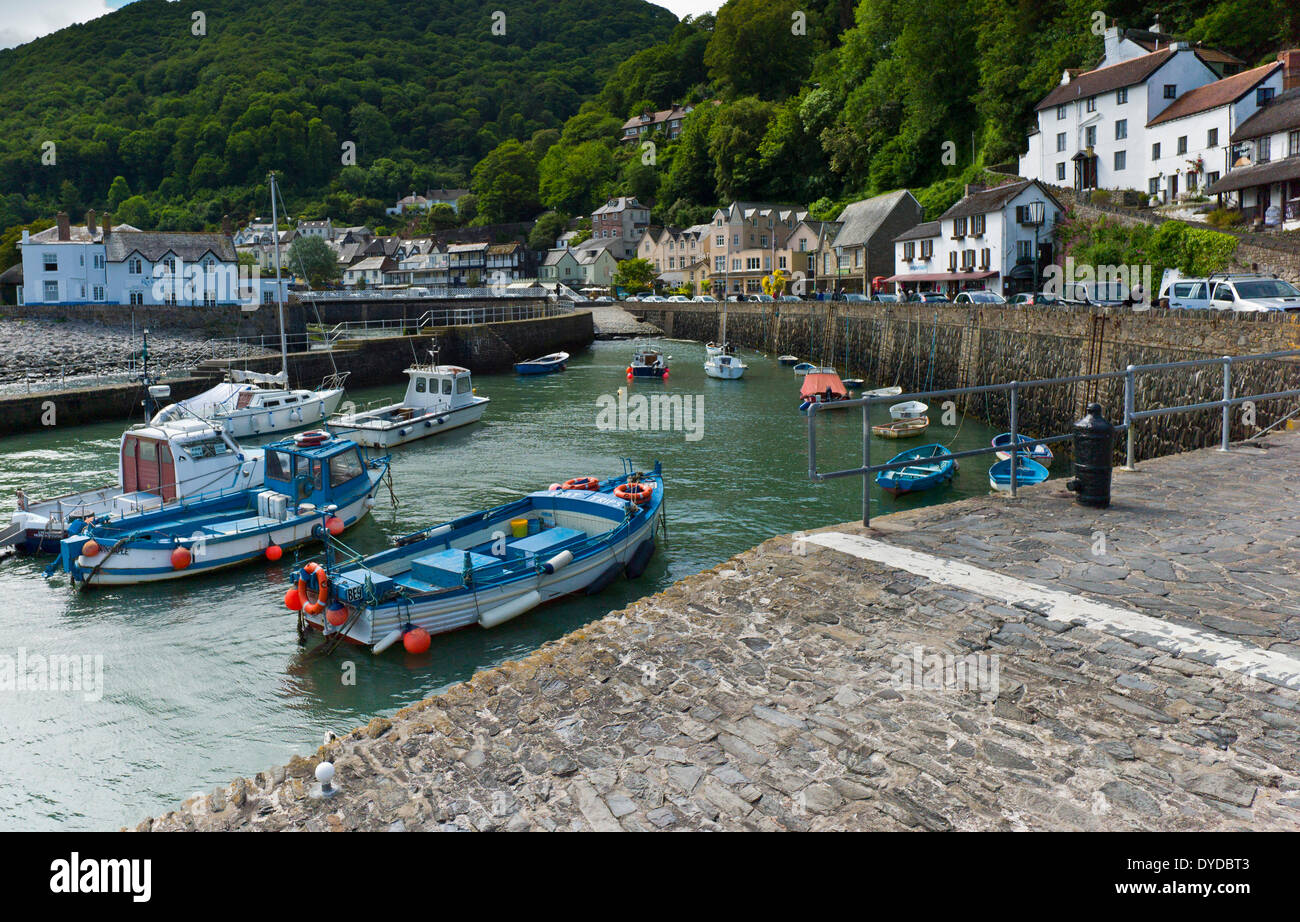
[136,433,1300,832]
[0,318,271,391]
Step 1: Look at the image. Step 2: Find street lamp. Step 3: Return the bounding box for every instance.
[1024,200,1045,296]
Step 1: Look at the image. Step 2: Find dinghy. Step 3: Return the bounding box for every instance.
[863,385,903,399]
[51,432,389,587]
[629,349,669,379]
[988,456,1050,492]
[890,400,929,420]
[799,371,849,411]
[872,416,930,439]
[991,432,1053,463]
[296,463,664,651]
[792,362,817,375]
[514,352,569,375]
[876,444,957,496]
[777,355,800,366]
[328,358,488,449]
[843,379,865,390]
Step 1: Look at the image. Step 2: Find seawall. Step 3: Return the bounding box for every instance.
[638,301,1300,462]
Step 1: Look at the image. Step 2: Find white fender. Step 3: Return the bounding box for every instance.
[478,590,542,628]
[542,550,573,575]
[425,524,452,539]
[372,629,404,654]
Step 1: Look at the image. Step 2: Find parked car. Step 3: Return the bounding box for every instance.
[666,295,690,302]
[1010,292,1061,306]
[641,295,667,303]
[1060,280,1131,307]
[753,294,775,302]
[908,292,950,303]
[873,293,901,303]
[954,291,1007,305]
[691,295,718,302]
[842,293,869,302]
[1162,278,1210,310]
[1206,276,1300,312]
[726,294,748,302]
[779,294,802,302]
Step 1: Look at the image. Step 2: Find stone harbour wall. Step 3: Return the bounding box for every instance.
[641,302,1300,463]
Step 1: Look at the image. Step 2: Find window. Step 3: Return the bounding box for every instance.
[1151,142,1161,161]
[952,216,967,237]
[163,256,176,273]
[1084,126,1096,148]
[1206,171,1219,186]
[415,377,426,393]
[43,281,58,301]
[1149,178,1159,195]
[266,450,293,482]
[920,239,933,259]
[714,256,725,272]
[456,376,471,395]
[1056,132,1066,152]
[1256,87,1275,107]
[1017,240,1033,260]
[1056,162,1066,181]
[731,258,740,271]
[1115,119,1127,140]
[715,235,724,247]
[1164,84,1177,99]
[329,450,365,487]
[42,252,57,271]
[903,241,916,260]
[1291,130,1300,158]
[948,252,958,271]
[93,254,104,269]
[1056,104,1066,120]
[1212,284,1234,302]
[1085,96,1096,113]
[1258,136,1271,163]
[1116,87,1128,105]
[759,235,767,247]
[732,234,739,246]
[130,291,144,305]
[1207,128,1219,148]
[979,248,990,270]
[746,257,760,270]
[1114,150,1126,171]
[93,285,104,301]
[442,379,452,395]
[778,256,787,268]
[129,257,143,274]
[971,214,985,236]
[1176,136,1187,155]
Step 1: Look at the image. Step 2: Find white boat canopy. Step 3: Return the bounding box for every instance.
[151,382,251,425]
[231,368,288,386]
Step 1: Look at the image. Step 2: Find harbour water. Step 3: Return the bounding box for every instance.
[0,339,1003,830]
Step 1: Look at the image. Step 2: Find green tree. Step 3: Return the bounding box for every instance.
[613,257,656,293]
[107,176,132,213]
[286,235,342,288]
[539,139,617,215]
[529,211,569,250]
[709,97,777,201]
[115,195,155,229]
[704,0,815,100]
[471,139,541,224]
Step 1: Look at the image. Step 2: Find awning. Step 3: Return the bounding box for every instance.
[884,270,999,283]
[1205,158,1300,195]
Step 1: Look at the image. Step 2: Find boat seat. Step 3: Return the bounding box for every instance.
[410,549,499,588]
[203,515,268,536]
[505,526,586,560]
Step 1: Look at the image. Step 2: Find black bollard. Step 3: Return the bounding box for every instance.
[1066,403,1115,508]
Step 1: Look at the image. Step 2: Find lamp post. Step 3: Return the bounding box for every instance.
[1025,200,1045,296]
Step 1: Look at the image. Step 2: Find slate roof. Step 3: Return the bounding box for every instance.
[1035,49,1177,110]
[26,223,139,244]
[939,179,1063,220]
[830,190,920,248]
[1204,156,1300,195]
[894,221,941,243]
[1231,87,1300,142]
[105,231,236,263]
[1147,62,1282,126]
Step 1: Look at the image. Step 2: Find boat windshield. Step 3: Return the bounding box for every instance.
[266,449,293,482]
[329,449,365,487]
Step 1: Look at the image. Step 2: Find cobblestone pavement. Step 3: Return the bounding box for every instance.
[589,305,661,339]
[139,434,1300,831]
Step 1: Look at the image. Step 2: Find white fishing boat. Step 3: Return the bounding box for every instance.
[704,309,745,378]
[327,357,488,449]
[149,171,348,439]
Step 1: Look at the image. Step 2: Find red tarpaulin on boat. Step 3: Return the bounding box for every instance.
[801,373,847,398]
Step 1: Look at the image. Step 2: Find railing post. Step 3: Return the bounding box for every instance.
[1008,382,1019,497]
[1123,364,1136,470]
[863,398,871,528]
[1219,356,1231,451]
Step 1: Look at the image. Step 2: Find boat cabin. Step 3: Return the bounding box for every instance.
[402,364,476,410]
[119,418,256,507]
[633,351,664,368]
[263,434,370,507]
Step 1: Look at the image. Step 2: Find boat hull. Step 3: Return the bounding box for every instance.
[630,366,668,379]
[514,353,569,375]
[332,398,488,449]
[872,416,930,439]
[217,388,345,439]
[988,458,1050,492]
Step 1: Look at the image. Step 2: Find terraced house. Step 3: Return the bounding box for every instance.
[702,202,808,297]
[1206,71,1300,228]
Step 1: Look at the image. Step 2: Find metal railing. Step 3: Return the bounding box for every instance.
[300,286,557,301]
[808,348,1300,526]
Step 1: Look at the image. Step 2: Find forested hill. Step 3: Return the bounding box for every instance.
[0,0,675,233]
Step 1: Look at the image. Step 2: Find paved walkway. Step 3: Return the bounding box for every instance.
[139,434,1300,831]
[589,304,661,338]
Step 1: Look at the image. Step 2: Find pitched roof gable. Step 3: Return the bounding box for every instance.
[1147,62,1282,126]
[1035,49,1176,110]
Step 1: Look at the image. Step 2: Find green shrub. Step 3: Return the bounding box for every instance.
[1089,189,1112,205]
[1205,208,1244,228]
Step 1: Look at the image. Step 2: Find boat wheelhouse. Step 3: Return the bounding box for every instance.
[629,350,669,379]
[328,360,488,449]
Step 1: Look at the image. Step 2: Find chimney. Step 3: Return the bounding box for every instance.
[56,211,70,241]
[221,214,233,237]
[1280,50,1300,91]
[86,209,97,237]
[1150,14,1162,34]
[102,213,111,239]
[1103,26,1120,63]
[964,183,985,197]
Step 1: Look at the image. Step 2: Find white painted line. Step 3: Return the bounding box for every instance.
[806,532,1300,691]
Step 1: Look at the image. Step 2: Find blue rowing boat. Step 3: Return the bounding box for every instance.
[988,456,1050,492]
[991,432,1053,463]
[876,443,957,496]
[792,362,817,375]
[514,352,569,375]
[298,463,664,651]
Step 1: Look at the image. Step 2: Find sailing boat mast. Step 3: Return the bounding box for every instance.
[268,171,289,385]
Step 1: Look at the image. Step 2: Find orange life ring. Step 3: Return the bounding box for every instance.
[294,430,330,447]
[298,562,329,615]
[561,477,599,491]
[614,481,654,504]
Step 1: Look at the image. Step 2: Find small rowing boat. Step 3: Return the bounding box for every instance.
[792,362,817,375]
[872,415,930,438]
[890,400,929,420]
[988,456,1050,492]
[991,432,1053,463]
[514,352,569,375]
[843,378,865,390]
[778,355,800,366]
[876,444,957,496]
[863,385,903,399]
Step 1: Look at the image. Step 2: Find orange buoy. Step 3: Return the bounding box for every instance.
[561,477,599,491]
[326,603,348,627]
[625,367,632,374]
[265,544,283,561]
[170,546,192,570]
[81,539,101,557]
[614,481,654,504]
[325,516,345,536]
[284,588,302,611]
[403,627,431,654]
[297,562,330,615]
[662,369,669,379]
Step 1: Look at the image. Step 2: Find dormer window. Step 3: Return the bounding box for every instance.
[1164,84,1177,99]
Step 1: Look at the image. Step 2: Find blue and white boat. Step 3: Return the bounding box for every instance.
[876,444,957,496]
[628,350,669,379]
[988,456,1050,492]
[51,431,389,587]
[298,463,664,651]
[992,432,1053,463]
[792,362,817,375]
[514,352,569,375]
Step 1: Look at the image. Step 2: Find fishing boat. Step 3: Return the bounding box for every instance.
[328,358,488,449]
[704,352,747,380]
[890,400,929,420]
[628,349,669,379]
[872,416,930,439]
[988,456,1050,492]
[792,362,817,375]
[295,463,664,651]
[150,173,347,439]
[50,431,389,587]
[991,432,1053,463]
[799,371,849,411]
[1,336,266,555]
[875,444,957,496]
[514,352,569,375]
[777,355,800,366]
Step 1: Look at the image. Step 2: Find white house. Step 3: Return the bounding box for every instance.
[19,211,287,307]
[1206,68,1300,228]
[887,180,1064,298]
